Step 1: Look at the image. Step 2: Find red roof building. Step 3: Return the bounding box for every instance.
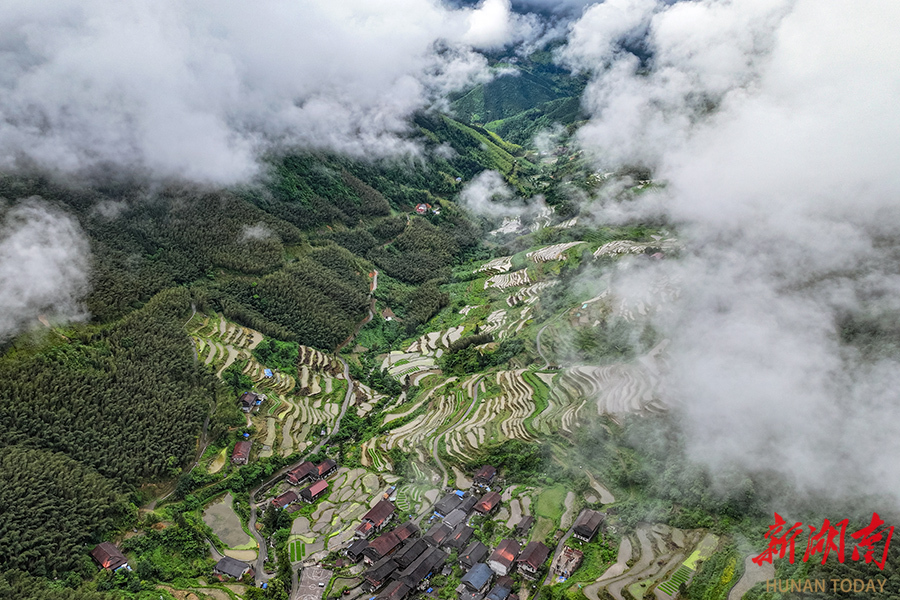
[272,490,299,509]
[286,461,316,485]
[300,480,329,503]
[474,465,497,486]
[232,441,252,465]
[315,459,338,479]
[357,499,396,538]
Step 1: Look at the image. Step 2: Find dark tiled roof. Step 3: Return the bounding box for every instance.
[90,542,128,571]
[459,495,478,513]
[474,491,501,514]
[573,509,604,539]
[434,493,462,516]
[239,392,259,407]
[393,521,420,542]
[398,546,446,587]
[377,580,410,600]
[474,465,497,482]
[443,508,468,529]
[424,523,452,547]
[514,516,535,535]
[347,539,369,559]
[444,524,474,550]
[488,540,520,570]
[395,538,430,569]
[365,532,403,561]
[486,577,513,600]
[516,542,550,570]
[215,556,249,579]
[364,557,398,588]
[363,500,396,527]
[461,563,493,592]
[460,541,488,568]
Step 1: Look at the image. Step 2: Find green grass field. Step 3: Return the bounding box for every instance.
[534,485,567,523]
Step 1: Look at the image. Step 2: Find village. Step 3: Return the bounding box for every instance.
[211,460,610,600]
[74,236,725,600]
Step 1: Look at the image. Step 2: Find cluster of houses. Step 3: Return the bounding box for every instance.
[268,459,339,510]
[334,465,605,600]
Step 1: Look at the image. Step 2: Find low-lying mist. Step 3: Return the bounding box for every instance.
[563,0,900,507]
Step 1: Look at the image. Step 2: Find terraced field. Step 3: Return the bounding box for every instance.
[475,255,513,275]
[287,467,388,559]
[188,312,263,377]
[443,370,536,460]
[507,279,559,307]
[187,313,348,459]
[584,525,716,600]
[407,326,465,357]
[485,269,531,289]
[592,236,679,258]
[480,305,534,340]
[527,241,586,263]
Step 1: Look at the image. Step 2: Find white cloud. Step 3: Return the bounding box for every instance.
[462,0,543,49]
[0,0,539,183]
[567,0,900,501]
[0,199,90,339]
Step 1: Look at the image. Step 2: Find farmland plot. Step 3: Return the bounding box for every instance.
[481,305,533,340]
[384,391,460,451]
[189,313,351,457]
[585,525,712,600]
[289,467,384,559]
[382,351,439,382]
[188,313,262,374]
[474,256,513,275]
[592,236,679,258]
[485,269,531,289]
[529,206,554,232]
[406,326,464,356]
[507,280,559,307]
[526,242,586,263]
[443,370,537,460]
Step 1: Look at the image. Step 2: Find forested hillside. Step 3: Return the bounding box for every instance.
[0,109,532,588]
[0,289,210,484]
[0,447,125,577]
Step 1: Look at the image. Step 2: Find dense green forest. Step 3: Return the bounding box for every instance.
[0,447,126,578]
[0,571,115,600]
[0,289,211,484]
